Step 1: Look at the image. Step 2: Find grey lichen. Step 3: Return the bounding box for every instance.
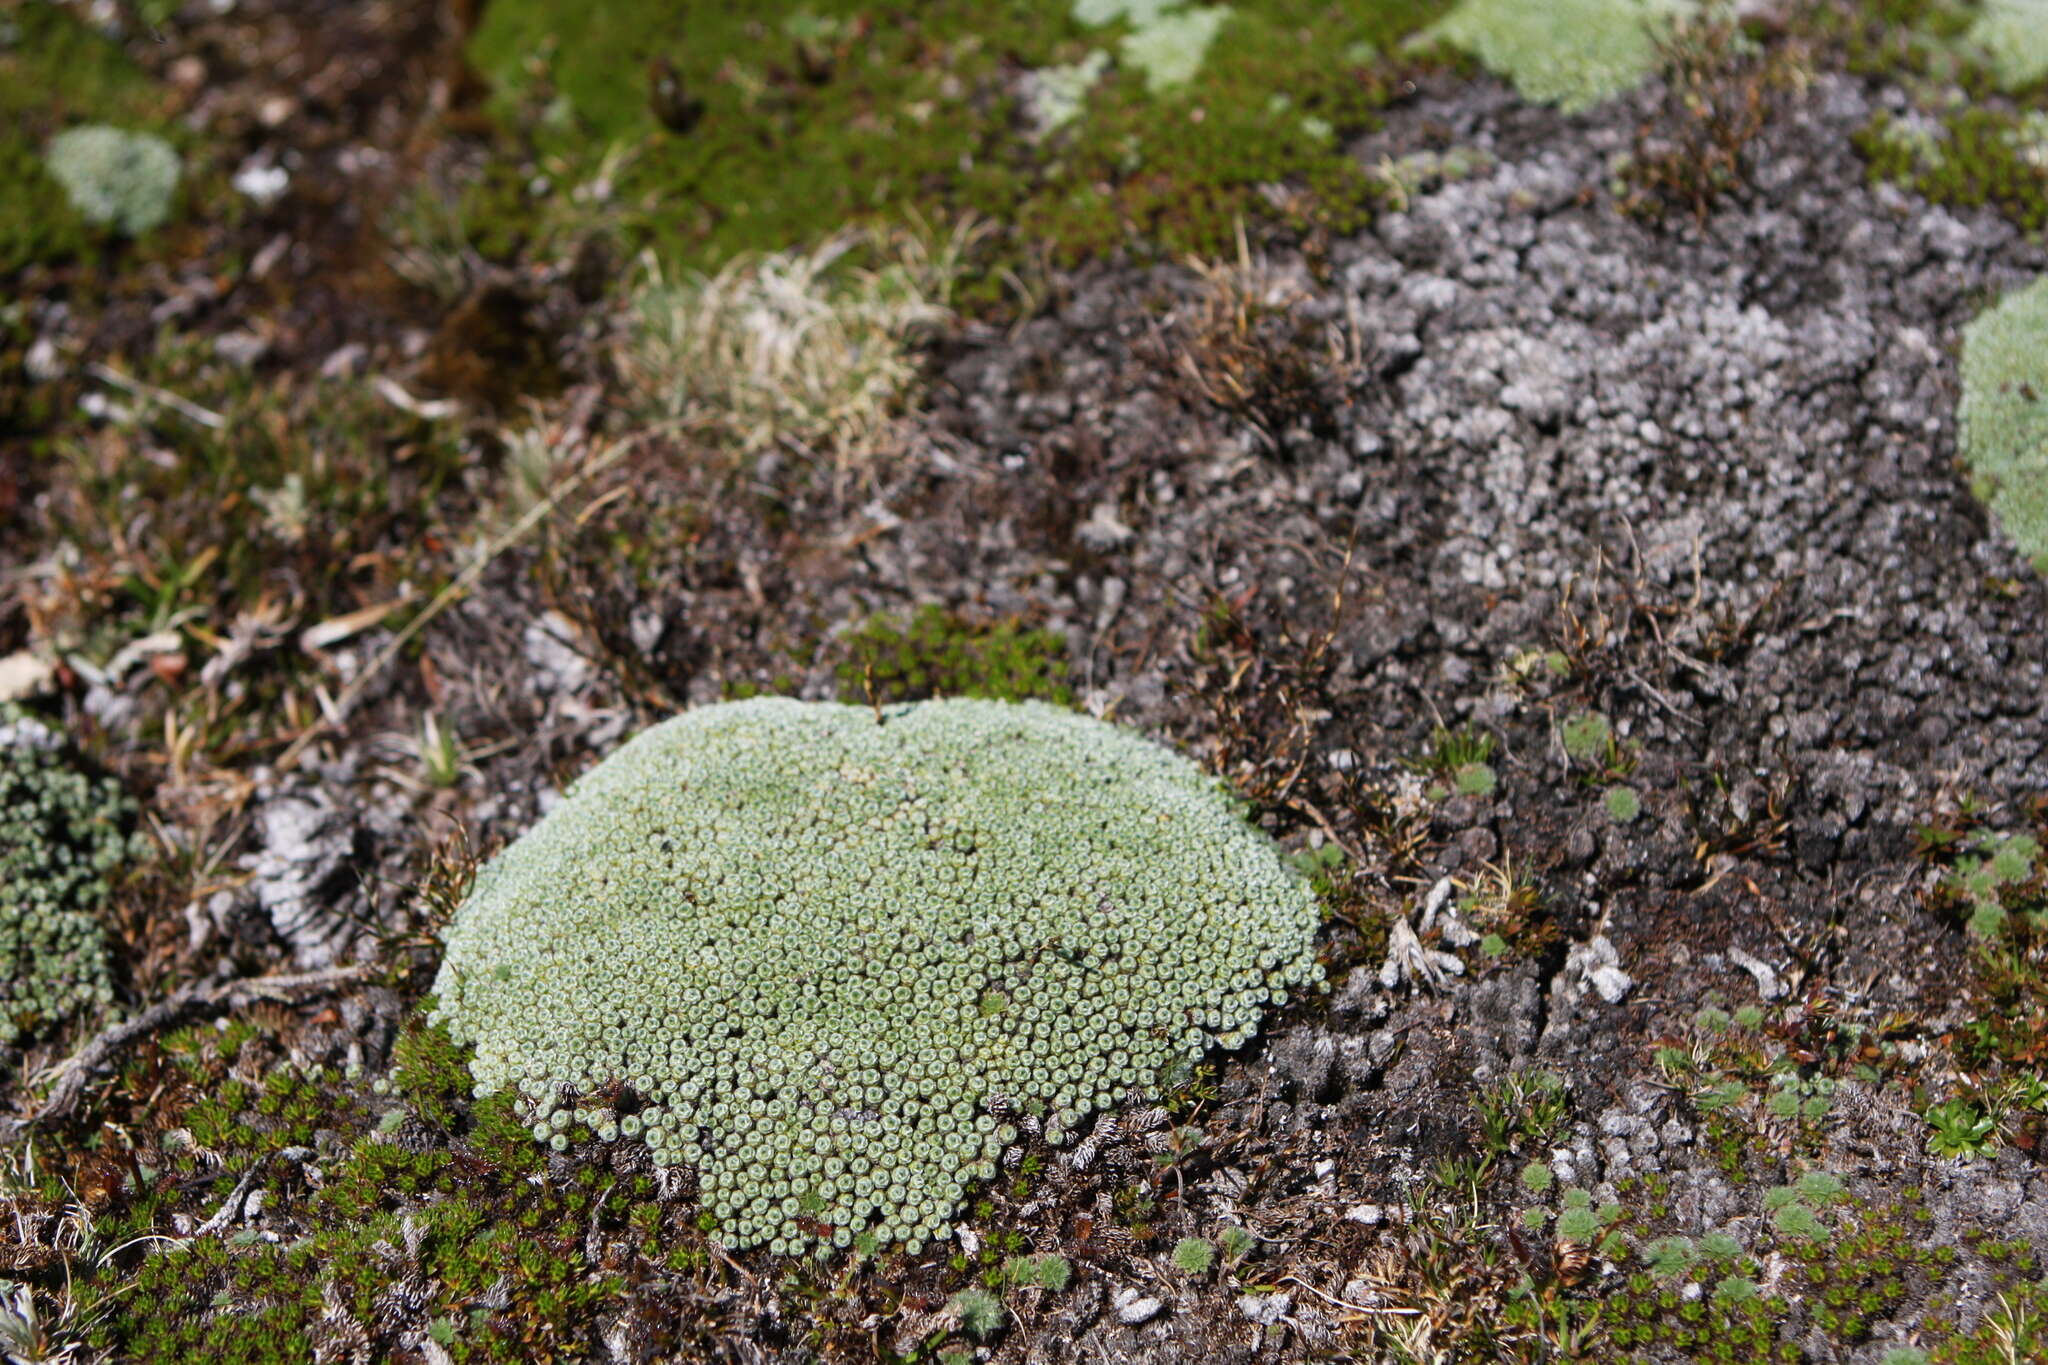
[1,722,139,1044]
[432,697,1323,1253]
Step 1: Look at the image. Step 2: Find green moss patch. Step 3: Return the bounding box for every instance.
[463,0,1447,282]
[838,605,1074,706]
[0,4,182,272]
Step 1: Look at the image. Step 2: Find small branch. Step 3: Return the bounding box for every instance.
[1276,1274,1421,1318]
[271,432,627,777]
[190,1156,270,1239]
[87,362,226,430]
[6,966,374,1138]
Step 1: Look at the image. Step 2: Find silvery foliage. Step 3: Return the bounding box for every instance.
[45,125,180,236]
[432,698,1322,1253]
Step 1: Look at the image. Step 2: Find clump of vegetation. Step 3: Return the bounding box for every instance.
[1454,858,1558,965]
[1414,723,1498,800]
[0,3,181,271]
[1616,13,1808,222]
[1171,1235,1216,1273]
[463,0,1446,281]
[1857,106,2048,235]
[1003,1251,1072,1290]
[44,125,179,236]
[619,223,970,466]
[1956,275,2048,569]
[1420,0,1699,115]
[838,604,1074,705]
[432,698,1324,1253]
[0,722,144,1044]
[36,1016,708,1363]
[1967,0,2048,90]
[1917,797,2048,1159]
[1476,1068,1569,1157]
[948,1286,1006,1340]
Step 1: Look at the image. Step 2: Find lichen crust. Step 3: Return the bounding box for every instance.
[431,697,1322,1253]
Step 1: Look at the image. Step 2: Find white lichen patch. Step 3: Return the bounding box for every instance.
[432,697,1322,1253]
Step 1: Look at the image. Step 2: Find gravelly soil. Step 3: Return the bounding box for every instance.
[325,59,2048,1362]
[14,9,2048,1362]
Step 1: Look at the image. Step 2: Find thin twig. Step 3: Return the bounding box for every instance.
[87,362,227,430]
[1277,1274,1421,1317]
[6,966,373,1137]
[189,1157,269,1239]
[272,433,627,776]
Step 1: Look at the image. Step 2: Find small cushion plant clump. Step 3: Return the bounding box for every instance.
[1959,274,2048,569]
[432,697,1324,1254]
[43,125,180,236]
[0,726,141,1044]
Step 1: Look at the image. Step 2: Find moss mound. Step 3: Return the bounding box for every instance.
[431,697,1323,1253]
[1959,274,2048,569]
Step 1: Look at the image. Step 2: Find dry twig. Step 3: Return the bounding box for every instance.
[5,966,373,1138]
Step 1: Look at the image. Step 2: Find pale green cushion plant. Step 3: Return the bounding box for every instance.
[1421,0,1697,114]
[1968,0,2048,92]
[44,125,179,236]
[432,697,1323,1254]
[1959,275,2048,569]
[1,727,141,1044]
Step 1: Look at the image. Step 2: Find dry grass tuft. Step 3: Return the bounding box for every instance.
[619,217,980,468]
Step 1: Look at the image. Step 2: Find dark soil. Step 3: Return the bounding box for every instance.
[7,3,2048,1363]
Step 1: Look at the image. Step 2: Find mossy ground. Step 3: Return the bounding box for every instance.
[9,1,2048,1361]
[0,4,185,275]
[460,0,1452,295]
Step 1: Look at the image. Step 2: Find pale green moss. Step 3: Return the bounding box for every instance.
[1959,275,2048,569]
[1117,6,1232,93]
[44,125,179,236]
[1026,50,1114,135]
[433,697,1323,1253]
[1420,0,1697,113]
[1967,0,2048,91]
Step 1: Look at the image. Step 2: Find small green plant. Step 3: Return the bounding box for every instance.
[1004,1253,1072,1291]
[1560,710,1612,763]
[948,1287,1006,1341]
[1,724,145,1044]
[1415,724,1499,799]
[417,713,462,789]
[1420,723,1496,772]
[1521,1161,1554,1194]
[838,605,1074,706]
[1171,1236,1216,1274]
[1478,1069,1569,1156]
[1604,785,1642,823]
[1217,1224,1257,1264]
[1454,761,1498,796]
[1924,1098,1997,1158]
